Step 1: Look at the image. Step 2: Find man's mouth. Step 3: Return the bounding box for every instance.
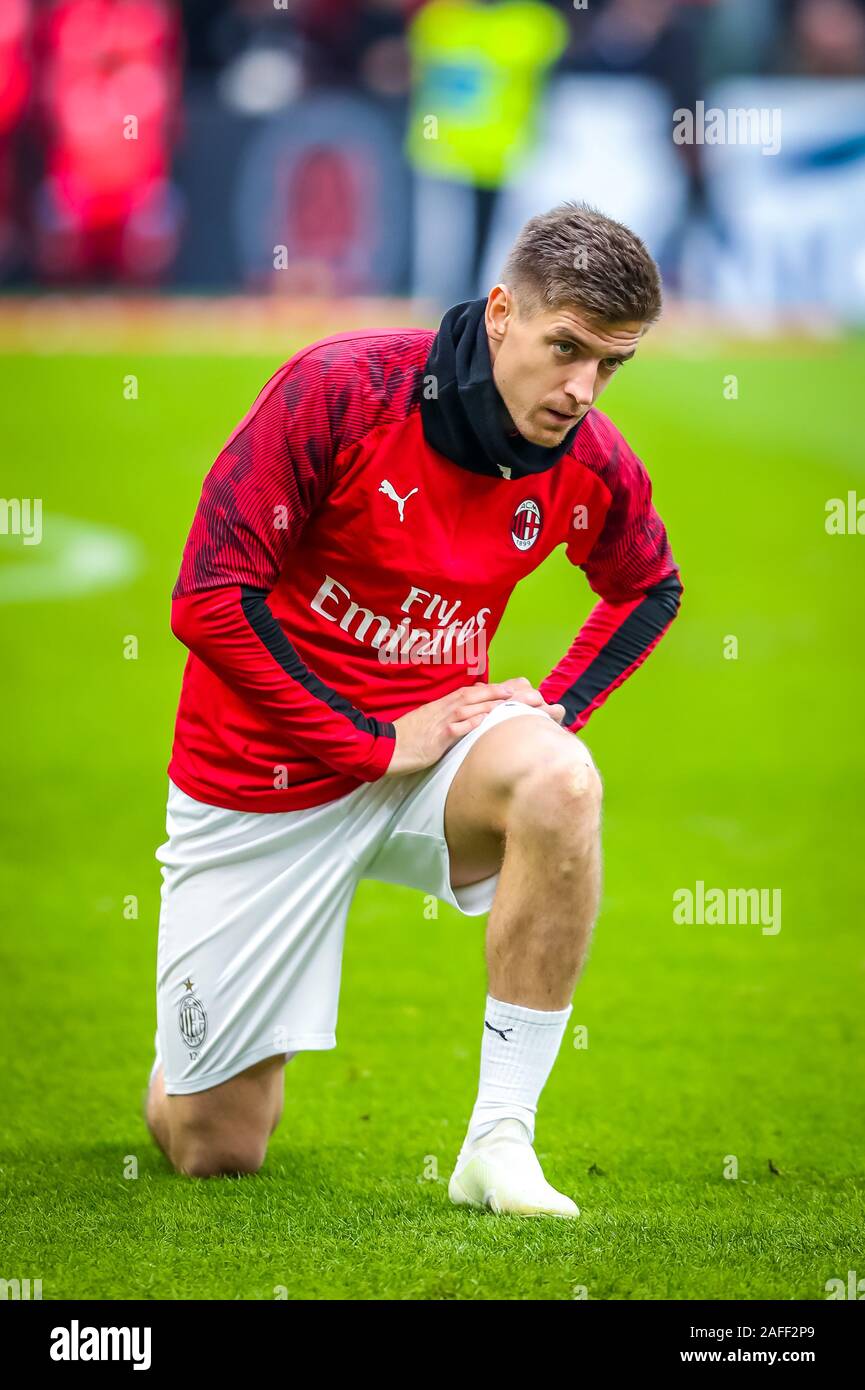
[543,407,580,425]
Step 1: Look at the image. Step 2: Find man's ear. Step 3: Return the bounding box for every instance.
[485,284,512,345]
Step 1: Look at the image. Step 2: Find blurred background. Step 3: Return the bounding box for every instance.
[0,0,864,323]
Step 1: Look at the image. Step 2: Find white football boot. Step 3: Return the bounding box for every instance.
[448,1118,579,1218]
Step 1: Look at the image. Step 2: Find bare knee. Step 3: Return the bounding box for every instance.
[148,1052,289,1178]
[166,1098,275,1178]
[508,748,603,840]
[147,1085,270,1176]
[173,1136,268,1179]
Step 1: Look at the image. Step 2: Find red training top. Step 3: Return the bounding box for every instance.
[168,327,682,812]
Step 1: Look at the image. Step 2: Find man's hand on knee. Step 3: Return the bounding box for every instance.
[497,675,565,723]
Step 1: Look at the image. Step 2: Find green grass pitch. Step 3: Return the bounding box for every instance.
[1,335,863,1300]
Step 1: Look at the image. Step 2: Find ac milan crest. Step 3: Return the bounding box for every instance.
[511,499,542,551]
[178,984,208,1053]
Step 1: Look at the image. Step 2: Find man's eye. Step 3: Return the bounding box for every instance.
[553,341,574,355]
[602,357,622,370]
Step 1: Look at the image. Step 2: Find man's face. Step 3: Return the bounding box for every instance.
[485,285,645,447]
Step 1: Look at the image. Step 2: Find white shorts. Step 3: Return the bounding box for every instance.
[154,699,595,1094]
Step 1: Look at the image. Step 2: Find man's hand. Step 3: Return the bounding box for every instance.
[384,677,566,776]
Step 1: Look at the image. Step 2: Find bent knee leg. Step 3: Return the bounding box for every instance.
[508,744,603,840]
[452,716,600,837]
[173,1134,268,1179]
[168,1109,271,1178]
[162,1053,287,1178]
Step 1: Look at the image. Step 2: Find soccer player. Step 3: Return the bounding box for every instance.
[145,202,682,1217]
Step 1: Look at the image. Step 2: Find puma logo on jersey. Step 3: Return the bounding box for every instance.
[379,479,419,522]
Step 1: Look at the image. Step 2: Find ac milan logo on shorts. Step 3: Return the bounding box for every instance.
[178,993,208,1050]
[511,499,542,551]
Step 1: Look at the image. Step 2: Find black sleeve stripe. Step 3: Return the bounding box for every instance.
[562,574,683,723]
[240,586,396,742]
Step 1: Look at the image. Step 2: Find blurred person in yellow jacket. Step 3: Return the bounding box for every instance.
[407,0,567,304]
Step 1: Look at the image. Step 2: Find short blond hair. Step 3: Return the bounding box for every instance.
[502,201,662,325]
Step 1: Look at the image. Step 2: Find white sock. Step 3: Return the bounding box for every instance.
[460,993,573,1157]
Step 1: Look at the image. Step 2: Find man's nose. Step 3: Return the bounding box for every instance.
[564,361,599,407]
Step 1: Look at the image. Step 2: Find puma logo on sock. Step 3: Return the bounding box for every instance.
[485,1021,514,1042]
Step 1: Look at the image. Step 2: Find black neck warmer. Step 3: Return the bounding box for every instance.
[419,297,584,481]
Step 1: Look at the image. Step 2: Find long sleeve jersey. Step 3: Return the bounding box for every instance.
[168,325,682,812]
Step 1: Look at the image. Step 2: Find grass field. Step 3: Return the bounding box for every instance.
[1,325,863,1300]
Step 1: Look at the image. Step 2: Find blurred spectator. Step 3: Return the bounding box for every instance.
[295,0,417,94]
[559,0,704,111]
[187,0,303,114]
[702,0,781,82]
[406,0,567,304]
[32,0,183,283]
[553,0,709,272]
[183,0,416,100]
[0,0,32,276]
[779,0,865,75]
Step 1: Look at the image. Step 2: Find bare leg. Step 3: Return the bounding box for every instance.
[486,754,602,1009]
[144,1054,289,1178]
[445,714,603,1006]
[442,714,602,1215]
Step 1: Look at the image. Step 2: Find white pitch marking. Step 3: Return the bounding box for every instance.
[0,514,144,603]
